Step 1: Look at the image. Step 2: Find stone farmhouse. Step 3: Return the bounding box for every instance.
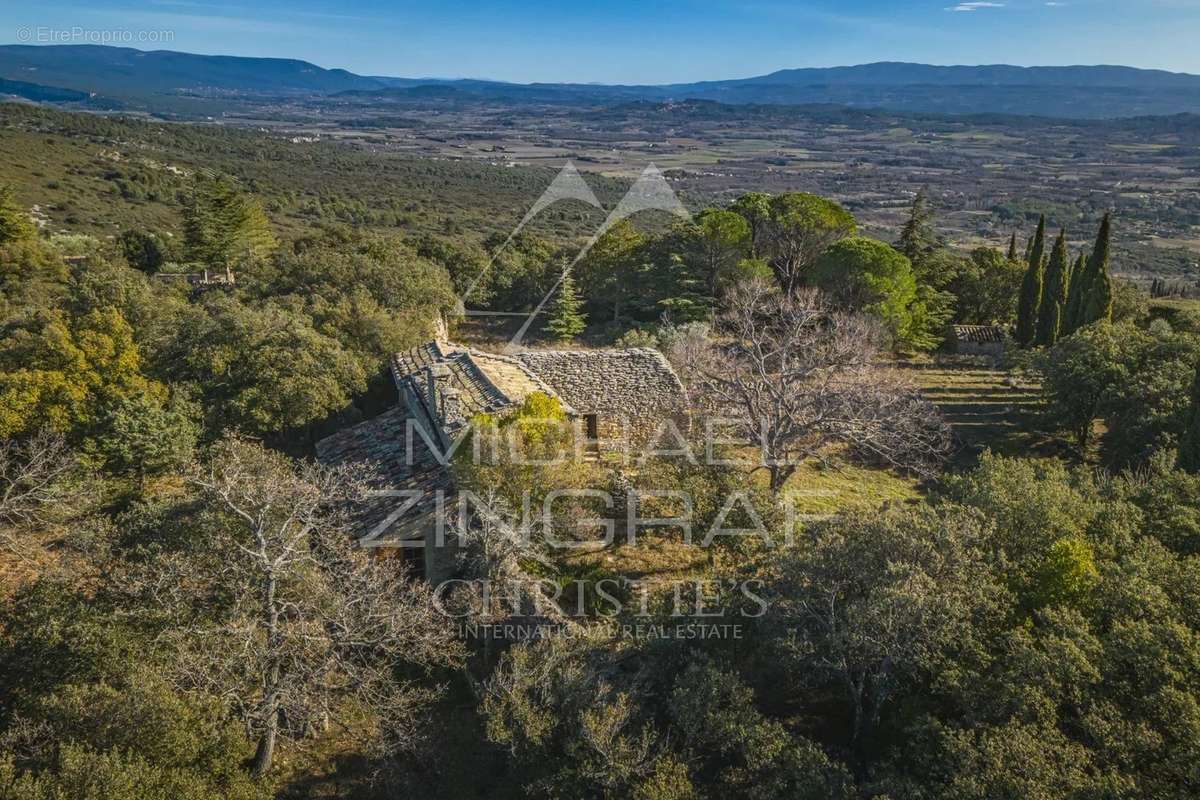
[316,338,689,580]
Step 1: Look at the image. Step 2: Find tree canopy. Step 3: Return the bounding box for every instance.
[812,236,934,351]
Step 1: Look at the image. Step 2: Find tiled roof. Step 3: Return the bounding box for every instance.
[513,347,688,410]
[391,340,449,384]
[315,407,452,544]
[952,325,1007,344]
[391,340,568,423]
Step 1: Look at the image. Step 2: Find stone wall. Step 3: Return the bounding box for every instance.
[514,348,690,450]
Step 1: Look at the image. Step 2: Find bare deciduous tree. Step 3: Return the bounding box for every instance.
[152,437,462,777]
[660,320,712,388]
[0,430,80,557]
[687,279,950,490]
[452,487,583,628]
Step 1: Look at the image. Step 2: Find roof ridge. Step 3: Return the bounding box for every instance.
[516,346,664,355]
[465,346,565,404]
[514,346,686,396]
[453,351,511,411]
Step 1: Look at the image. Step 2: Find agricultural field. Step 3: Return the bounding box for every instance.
[4,98,1200,289]
[229,97,1200,281]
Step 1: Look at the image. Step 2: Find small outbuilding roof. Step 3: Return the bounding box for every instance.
[951,325,1007,344]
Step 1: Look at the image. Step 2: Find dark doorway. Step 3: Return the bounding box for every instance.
[584,413,599,441]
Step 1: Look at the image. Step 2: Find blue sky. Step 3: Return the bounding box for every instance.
[5,0,1200,82]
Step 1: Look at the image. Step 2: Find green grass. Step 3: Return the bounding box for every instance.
[1148,297,1200,333]
[559,452,922,588]
[564,532,709,585]
[773,460,921,516]
[903,357,1053,460]
[1150,297,1200,314]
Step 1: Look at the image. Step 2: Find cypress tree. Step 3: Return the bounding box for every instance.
[1079,214,1114,327]
[1035,229,1070,346]
[1063,251,1088,336]
[1016,255,1044,347]
[1015,215,1047,347]
[1180,361,1200,474]
[1029,215,1047,271]
[544,272,587,343]
[1007,231,1018,261]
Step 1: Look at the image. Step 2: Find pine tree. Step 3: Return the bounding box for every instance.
[1035,229,1070,347]
[1007,231,1018,261]
[1015,215,1047,347]
[1078,214,1114,328]
[0,182,36,244]
[897,188,940,263]
[183,175,277,269]
[544,272,587,343]
[1180,361,1200,474]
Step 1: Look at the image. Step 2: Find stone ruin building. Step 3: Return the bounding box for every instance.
[316,339,689,581]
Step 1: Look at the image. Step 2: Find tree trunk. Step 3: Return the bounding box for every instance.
[768,464,794,492]
[1076,401,1099,453]
[848,673,869,781]
[251,706,279,777]
[252,571,282,778]
[848,674,866,751]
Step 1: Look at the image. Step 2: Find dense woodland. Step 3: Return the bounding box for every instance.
[1,101,1200,799]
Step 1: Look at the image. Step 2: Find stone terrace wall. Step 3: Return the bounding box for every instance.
[514,348,689,449]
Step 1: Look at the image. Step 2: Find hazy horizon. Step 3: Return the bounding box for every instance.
[6,0,1200,84]
[5,42,1200,87]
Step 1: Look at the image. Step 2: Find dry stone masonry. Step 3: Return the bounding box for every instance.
[513,348,689,449]
[315,339,691,581]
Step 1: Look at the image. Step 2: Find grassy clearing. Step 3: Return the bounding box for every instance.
[774,460,921,515]
[564,531,709,585]
[1150,297,1200,315]
[562,453,922,586]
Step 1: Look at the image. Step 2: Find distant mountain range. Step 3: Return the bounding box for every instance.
[3,44,1200,119]
[0,44,377,103]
